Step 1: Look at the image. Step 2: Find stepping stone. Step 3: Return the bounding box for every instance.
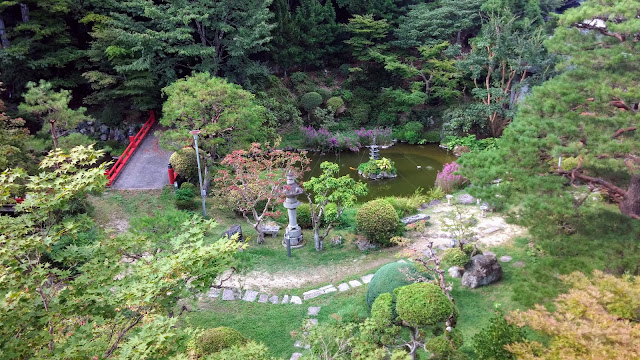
[281,295,290,304]
[348,280,362,288]
[207,288,221,298]
[499,255,512,263]
[481,226,503,235]
[308,306,321,316]
[484,251,496,259]
[361,274,374,284]
[269,296,279,304]
[290,296,302,305]
[337,283,350,292]
[290,353,303,360]
[294,341,310,349]
[308,318,318,326]
[222,289,236,301]
[258,294,269,303]
[513,261,526,268]
[242,290,258,302]
[303,289,323,300]
[319,285,337,294]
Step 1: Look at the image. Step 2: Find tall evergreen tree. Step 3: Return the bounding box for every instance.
[460,0,640,219]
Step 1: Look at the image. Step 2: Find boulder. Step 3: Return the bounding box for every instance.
[100,124,109,133]
[401,213,430,225]
[448,266,464,278]
[457,194,475,205]
[461,254,503,288]
[223,224,243,242]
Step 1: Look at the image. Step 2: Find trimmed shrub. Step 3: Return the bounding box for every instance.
[425,330,466,360]
[207,341,273,360]
[297,203,312,229]
[472,311,524,360]
[326,96,344,113]
[442,248,470,268]
[356,199,400,246]
[366,261,423,309]
[401,121,424,144]
[169,148,203,183]
[180,182,196,191]
[422,131,441,144]
[195,327,247,356]
[394,282,457,327]
[317,88,331,100]
[300,92,323,112]
[175,187,196,210]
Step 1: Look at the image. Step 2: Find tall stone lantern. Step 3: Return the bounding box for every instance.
[282,171,304,257]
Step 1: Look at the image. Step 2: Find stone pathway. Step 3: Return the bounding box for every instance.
[205,273,375,307]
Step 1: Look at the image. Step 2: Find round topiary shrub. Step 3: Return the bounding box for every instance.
[170,148,203,183]
[422,131,441,144]
[326,96,344,113]
[317,88,331,100]
[300,92,323,111]
[356,199,400,246]
[297,203,312,229]
[195,327,247,356]
[366,261,424,309]
[180,182,196,191]
[394,282,457,327]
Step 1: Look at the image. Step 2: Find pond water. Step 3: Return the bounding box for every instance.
[304,143,456,202]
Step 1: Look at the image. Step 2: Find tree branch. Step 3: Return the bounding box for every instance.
[612,126,637,139]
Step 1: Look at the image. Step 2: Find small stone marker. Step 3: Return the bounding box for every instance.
[303,289,323,300]
[337,283,350,292]
[242,290,258,302]
[222,289,236,301]
[499,255,512,262]
[290,296,302,304]
[207,288,221,298]
[269,295,279,304]
[290,353,303,360]
[258,294,269,303]
[308,306,321,316]
[348,280,362,288]
[281,295,290,304]
[361,274,374,284]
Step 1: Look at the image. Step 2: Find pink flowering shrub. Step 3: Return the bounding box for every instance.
[302,126,392,152]
[434,162,467,193]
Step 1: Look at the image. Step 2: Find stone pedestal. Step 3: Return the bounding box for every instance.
[282,172,304,248]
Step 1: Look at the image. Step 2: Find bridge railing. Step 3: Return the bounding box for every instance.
[106,111,156,187]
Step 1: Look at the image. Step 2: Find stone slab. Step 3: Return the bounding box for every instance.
[401,213,431,225]
[269,295,279,304]
[242,290,258,302]
[258,294,269,303]
[348,280,362,288]
[482,226,503,235]
[303,289,323,300]
[290,296,302,305]
[308,318,318,326]
[290,353,303,360]
[294,341,310,349]
[281,295,290,304]
[361,274,374,284]
[499,255,512,263]
[308,306,321,316]
[320,285,337,294]
[207,288,221,298]
[337,283,350,291]
[222,289,236,301]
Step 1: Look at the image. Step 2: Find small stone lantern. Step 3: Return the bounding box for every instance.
[282,171,304,256]
[369,135,380,160]
[446,194,453,205]
[480,204,489,218]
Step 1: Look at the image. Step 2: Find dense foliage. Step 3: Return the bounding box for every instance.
[356,199,400,246]
[365,261,422,309]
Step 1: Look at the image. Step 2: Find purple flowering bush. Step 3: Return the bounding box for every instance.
[303,126,392,152]
[434,162,467,193]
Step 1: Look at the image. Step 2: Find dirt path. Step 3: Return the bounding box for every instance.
[226,200,527,292]
[111,129,173,190]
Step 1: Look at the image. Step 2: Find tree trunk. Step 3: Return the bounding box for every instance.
[314,227,323,251]
[256,228,265,244]
[620,174,640,218]
[50,120,58,150]
[0,16,9,48]
[20,3,29,23]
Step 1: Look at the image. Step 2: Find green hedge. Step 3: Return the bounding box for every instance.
[169,147,203,183]
[366,261,424,309]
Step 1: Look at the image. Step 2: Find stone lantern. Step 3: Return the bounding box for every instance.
[282,171,304,256]
[369,135,380,160]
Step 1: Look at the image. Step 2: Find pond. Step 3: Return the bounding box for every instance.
[304,143,456,202]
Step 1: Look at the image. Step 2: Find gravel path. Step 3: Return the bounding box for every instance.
[111,130,173,190]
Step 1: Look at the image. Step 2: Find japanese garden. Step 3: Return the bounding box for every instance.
[2,0,640,359]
